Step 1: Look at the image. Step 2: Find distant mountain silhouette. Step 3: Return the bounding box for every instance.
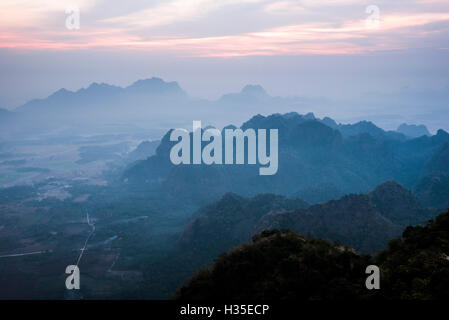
[397,123,431,138]
[125,78,186,96]
[1,79,309,138]
[4,77,440,142]
[18,83,120,114]
[218,84,270,103]
[18,77,186,113]
[3,77,190,137]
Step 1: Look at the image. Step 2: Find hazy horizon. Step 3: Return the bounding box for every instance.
[1,1,449,132]
[1,68,448,133]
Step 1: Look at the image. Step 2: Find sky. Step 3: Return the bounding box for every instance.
[0,0,449,130]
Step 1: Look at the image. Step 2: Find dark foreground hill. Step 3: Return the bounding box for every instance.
[177,209,449,300]
[376,209,449,299]
[178,230,371,300]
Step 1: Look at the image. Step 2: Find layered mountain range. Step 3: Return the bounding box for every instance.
[178,208,449,300]
[178,181,435,259]
[0,78,190,137]
[0,79,301,138]
[1,78,448,300]
[1,78,436,140]
[122,112,449,209]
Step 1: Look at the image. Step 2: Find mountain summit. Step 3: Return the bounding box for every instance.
[125,77,186,96]
[219,84,270,103]
[397,123,431,138]
[240,84,268,97]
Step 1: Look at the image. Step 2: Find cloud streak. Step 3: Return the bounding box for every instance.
[102,0,263,29]
[1,0,448,57]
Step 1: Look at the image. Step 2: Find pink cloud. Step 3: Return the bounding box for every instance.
[1,11,448,57]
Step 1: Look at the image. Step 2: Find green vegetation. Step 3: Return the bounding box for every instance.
[377,209,449,299]
[178,230,371,300]
[178,209,449,300]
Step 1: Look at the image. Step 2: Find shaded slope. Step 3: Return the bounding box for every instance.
[178,193,309,259]
[177,230,371,300]
[178,210,449,300]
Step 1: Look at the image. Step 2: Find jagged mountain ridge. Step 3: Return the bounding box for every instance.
[2,78,431,140]
[397,123,431,138]
[178,181,435,261]
[17,77,186,114]
[123,112,449,207]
